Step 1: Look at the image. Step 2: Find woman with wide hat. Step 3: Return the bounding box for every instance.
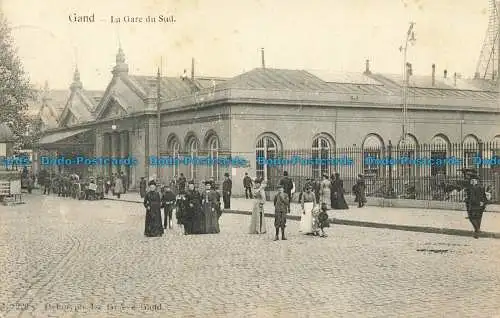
[249,178,267,234]
[143,180,164,237]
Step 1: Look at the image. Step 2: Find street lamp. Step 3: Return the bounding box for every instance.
[399,22,416,143]
[111,124,117,130]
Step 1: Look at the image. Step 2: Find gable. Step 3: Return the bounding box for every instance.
[95,77,146,120]
[100,100,127,119]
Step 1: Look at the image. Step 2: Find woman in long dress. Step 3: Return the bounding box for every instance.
[319,174,331,209]
[299,185,319,235]
[143,180,164,237]
[249,178,267,234]
[201,181,221,234]
[114,175,124,199]
[331,172,349,209]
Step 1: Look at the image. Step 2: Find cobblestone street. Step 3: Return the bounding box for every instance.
[1,194,500,317]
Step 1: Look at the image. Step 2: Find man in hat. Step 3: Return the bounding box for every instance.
[222,172,232,209]
[243,172,253,199]
[161,184,176,229]
[143,180,164,237]
[464,175,488,238]
[274,184,290,240]
[353,174,366,208]
[139,177,147,198]
[279,171,294,210]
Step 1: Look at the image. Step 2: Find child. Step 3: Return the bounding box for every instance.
[318,203,330,237]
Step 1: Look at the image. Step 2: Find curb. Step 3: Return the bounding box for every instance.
[104,197,500,239]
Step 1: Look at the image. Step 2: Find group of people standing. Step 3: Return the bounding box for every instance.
[141,173,233,237]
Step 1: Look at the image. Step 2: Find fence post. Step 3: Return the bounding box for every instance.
[385,140,395,198]
[478,141,484,180]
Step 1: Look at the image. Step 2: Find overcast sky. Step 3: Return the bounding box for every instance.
[2,0,491,90]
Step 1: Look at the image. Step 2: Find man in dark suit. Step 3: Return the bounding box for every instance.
[222,172,232,209]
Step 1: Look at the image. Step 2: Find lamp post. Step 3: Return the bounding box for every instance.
[399,22,416,144]
[156,67,161,183]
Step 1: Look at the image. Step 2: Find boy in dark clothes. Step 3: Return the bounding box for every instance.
[318,203,330,237]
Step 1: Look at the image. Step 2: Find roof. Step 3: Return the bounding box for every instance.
[215,68,334,91]
[128,75,198,99]
[369,73,498,99]
[25,89,69,130]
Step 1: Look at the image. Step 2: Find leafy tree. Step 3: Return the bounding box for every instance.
[0,12,35,148]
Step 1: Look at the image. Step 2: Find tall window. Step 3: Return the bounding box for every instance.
[463,135,479,169]
[169,138,180,178]
[430,135,448,176]
[363,134,383,177]
[397,135,417,180]
[208,136,219,179]
[187,137,199,180]
[312,135,332,179]
[256,134,280,181]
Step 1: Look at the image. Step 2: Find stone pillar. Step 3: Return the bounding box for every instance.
[94,129,104,176]
[111,132,119,174]
[120,131,128,188]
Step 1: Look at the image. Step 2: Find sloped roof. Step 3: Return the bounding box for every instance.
[25,89,68,130]
[216,68,334,91]
[128,75,196,99]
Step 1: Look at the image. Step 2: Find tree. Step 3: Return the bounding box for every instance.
[0,12,35,148]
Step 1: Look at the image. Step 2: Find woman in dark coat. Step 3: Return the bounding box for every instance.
[331,172,349,209]
[143,180,164,237]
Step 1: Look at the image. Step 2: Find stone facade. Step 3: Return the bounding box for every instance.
[37,48,500,194]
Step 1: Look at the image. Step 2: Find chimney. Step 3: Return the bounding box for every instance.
[191,58,195,80]
[454,72,457,86]
[443,69,447,79]
[364,59,371,75]
[261,48,265,69]
[181,69,187,80]
[431,64,435,86]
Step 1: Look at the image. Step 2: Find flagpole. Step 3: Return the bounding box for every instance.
[400,22,415,144]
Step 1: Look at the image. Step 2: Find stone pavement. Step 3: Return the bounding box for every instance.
[1,194,500,317]
[106,192,500,239]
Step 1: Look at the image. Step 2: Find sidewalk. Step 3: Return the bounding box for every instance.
[106,192,500,239]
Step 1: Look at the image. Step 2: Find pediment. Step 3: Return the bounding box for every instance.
[100,100,127,119]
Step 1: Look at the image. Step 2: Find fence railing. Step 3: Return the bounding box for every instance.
[261,141,500,203]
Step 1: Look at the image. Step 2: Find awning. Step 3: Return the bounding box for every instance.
[38,128,91,145]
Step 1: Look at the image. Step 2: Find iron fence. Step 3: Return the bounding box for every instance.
[263,141,500,203]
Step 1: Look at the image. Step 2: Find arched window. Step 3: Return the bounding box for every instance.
[167,136,181,178]
[187,136,199,180]
[463,135,479,169]
[397,134,418,180]
[362,134,384,177]
[208,136,219,179]
[430,134,449,176]
[312,134,334,179]
[256,133,281,181]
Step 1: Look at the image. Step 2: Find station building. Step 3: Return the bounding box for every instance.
[36,48,500,195]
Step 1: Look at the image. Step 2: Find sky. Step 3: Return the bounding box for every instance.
[1,0,491,90]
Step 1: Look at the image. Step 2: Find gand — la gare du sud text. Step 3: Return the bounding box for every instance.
[68,13,175,23]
